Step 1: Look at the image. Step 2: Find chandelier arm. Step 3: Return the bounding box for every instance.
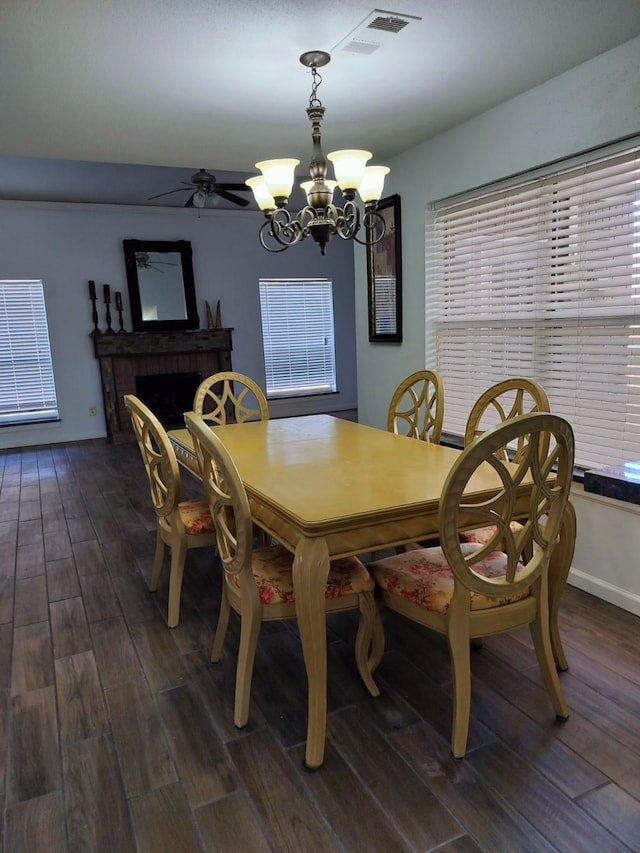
[263,209,306,249]
[258,220,290,253]
[334,200,361,241]
[351,208,387,246]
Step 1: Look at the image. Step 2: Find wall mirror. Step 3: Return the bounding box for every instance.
[123,239,199,331]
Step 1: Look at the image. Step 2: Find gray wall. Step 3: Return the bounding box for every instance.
[0,203,356,449]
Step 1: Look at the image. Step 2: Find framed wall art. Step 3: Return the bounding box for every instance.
[367,193,402,343]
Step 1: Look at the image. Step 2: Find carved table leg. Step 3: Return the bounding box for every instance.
[292,536,330,770]
[548,500,577,671]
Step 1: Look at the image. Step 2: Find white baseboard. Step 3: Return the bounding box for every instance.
[568,567,640,618]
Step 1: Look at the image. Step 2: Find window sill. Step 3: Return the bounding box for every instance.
[583,462,640,507]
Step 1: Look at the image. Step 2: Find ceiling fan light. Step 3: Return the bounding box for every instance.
[327,149,372,191]
[255,159,300,202]
[245,176,276,211]
[357,165,390,203]
[192,189,207,208]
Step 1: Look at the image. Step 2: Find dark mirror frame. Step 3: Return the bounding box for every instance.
[123,239,199,332]
[367,194,403,343]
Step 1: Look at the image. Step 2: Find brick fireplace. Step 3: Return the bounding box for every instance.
[92,329,233,443]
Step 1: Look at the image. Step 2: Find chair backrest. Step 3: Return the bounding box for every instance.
[123,394,181,522]
[184,411,253,578]
[193,371,269,427]
[440,412,574,600]
[464,378,549,463]
[387,370,444,443]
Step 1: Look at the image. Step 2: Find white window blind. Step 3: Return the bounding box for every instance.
[259,278,337,398]
[426,144,640,469]
[0,280,60,425]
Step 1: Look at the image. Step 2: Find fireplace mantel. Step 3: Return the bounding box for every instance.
[92,328,233,443]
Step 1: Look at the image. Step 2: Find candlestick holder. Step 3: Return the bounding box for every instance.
[103,284,116,335]
[115,292,126,333]
[90,294,102,336]
[88,280,102,335]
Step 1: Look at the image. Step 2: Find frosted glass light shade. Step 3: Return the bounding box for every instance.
[300,179,338,203]
[192,189,207,208]
[357,166,390,203]
[327,149,371,190]
[255,159,300,200]
[245,176,276,211]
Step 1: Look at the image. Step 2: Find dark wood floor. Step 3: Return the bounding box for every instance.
[1,438,640,852]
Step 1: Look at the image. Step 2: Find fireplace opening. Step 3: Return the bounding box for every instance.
[135,371,203,428]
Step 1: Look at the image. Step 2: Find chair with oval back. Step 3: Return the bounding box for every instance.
[368,412,573,757]
[123,394,218,628]
[387,369,444,443]
[193,371,270,546]
[184,410,381,730]
[193,371,269,426]
[459,377,550,546]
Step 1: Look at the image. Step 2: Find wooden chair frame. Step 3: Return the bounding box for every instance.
[464,377,550,462]
[387,369,444,443]
[371,412,573,758]
[123,394,218,628]
[185,411,379,730]
[193,371,268,427]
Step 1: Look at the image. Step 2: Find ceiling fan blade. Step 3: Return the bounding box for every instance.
[217,182,251,192]
[148,187,192,200]
[215,188,250,207]
[184,192,196,207]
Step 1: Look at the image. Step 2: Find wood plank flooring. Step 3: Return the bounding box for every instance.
[1,437,640,852]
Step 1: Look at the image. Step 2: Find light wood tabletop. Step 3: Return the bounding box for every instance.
[169,414,576,768]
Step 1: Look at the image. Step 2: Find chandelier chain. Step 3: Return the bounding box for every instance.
[308,66,324,110]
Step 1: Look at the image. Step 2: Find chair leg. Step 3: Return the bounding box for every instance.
[166,538,187,629]
[529,592,569,720]
[369,598,386,675]
[211,585,231,663]
[149,528,165,592]
[447,599,472,759]
[355,592,380,697]
[234,605,262,729]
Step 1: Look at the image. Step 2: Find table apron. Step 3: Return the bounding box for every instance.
[249,491,532,559]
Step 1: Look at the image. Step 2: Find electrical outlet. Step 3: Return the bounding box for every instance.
[89,406,97,416]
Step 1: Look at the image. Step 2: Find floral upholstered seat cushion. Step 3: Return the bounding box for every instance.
[230,546,374,605]
[459,520,524,545]
[178,499,216,534]
[369,542,530,614]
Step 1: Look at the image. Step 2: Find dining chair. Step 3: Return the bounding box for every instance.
[123,394,218,628]
[184,410,380,730]
[384,369,445,556]
[387,369,444,443]
[368,412,573,758]
[193,371,269,426]
[460,377,550,546]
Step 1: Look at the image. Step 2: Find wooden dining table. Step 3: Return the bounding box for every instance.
[169,414,576,769]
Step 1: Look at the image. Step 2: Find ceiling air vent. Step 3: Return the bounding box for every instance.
[367,14,410,34]
[333,8,422,56]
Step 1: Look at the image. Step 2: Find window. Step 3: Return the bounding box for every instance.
[0,280,59,426]
[427,143,640,469]
[259,278,337,398]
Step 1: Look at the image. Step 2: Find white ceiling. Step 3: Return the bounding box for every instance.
[1,0,640,205]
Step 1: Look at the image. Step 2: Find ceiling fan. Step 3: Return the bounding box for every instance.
[148,168,251,208]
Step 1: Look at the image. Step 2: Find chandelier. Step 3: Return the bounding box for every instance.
[245,51,390,255]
